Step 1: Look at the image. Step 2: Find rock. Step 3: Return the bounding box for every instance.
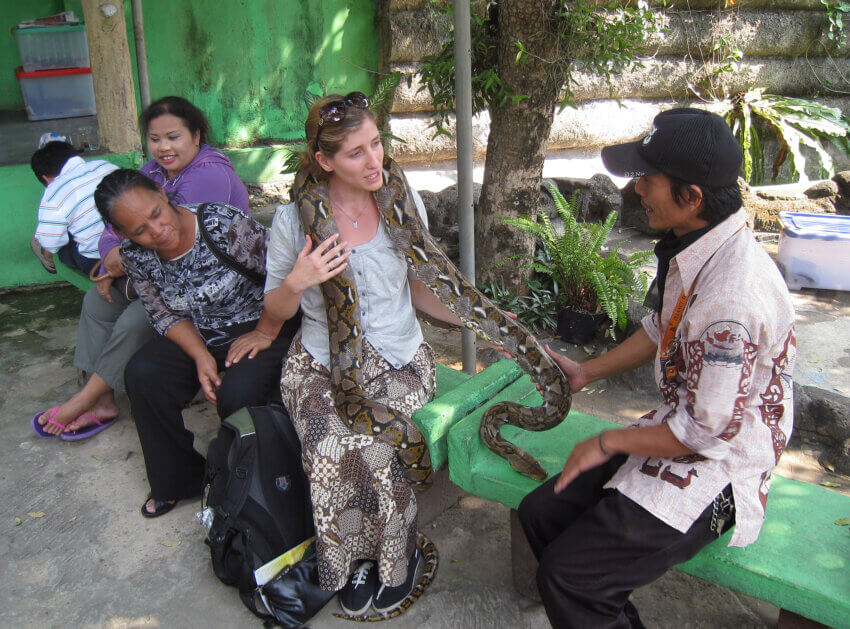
[793,382,850,475]
[538,179,562,232]
[803,180,838,199]
[832,170,850,195]
[247,182,290,207]
[548,174,622,223]
[436,183,482,231]
[417,189,444,235]
[620,179,664,236]
[743,185,835,232]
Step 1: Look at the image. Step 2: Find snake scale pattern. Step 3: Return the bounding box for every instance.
[294,157,572,485]
[332,532,438,622]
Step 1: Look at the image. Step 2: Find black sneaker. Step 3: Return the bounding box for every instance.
[373,549,420,614]
[339,560,378,616]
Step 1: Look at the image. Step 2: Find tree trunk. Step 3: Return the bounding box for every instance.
[81,0,141,154]
[475,0,565,292]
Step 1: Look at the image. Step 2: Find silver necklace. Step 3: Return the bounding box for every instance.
[332,196,369,229]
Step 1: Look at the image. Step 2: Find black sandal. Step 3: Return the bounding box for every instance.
[140,495,178,519]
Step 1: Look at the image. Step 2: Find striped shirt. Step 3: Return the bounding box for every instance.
[35,156,117,258]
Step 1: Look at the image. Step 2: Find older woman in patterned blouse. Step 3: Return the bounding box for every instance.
[93,169,299,518]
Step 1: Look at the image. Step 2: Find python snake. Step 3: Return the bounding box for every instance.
[332,532,438,622]
[294,158,572,486]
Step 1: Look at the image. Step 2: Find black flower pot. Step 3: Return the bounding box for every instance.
[556,308,610,345]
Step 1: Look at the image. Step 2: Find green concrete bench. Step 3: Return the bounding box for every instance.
[415,359,523,469]
[54,256,94,292]
[446,371,850,629]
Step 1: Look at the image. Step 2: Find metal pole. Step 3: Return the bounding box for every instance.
[453,0,477,374]
[131,0,151,109]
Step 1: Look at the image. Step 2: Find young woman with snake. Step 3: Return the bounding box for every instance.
[264,90,572,620]
[263,93,463,619]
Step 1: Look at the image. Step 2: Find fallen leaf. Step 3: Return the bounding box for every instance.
[68,516,77,522]
[450,558,462,563]
[834,518,850,526]
[91,455,103,461]
[161,540,181,547]
[14,517,22,526]
[27,512,45,518]
[820,481,840,488]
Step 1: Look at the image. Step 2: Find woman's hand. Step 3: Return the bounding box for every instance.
[103,247,125,277]
[96,276,115,303]
[545,345,590,393]
[286,234,351,293]
[195,350,221,403]
[225,329,273,367]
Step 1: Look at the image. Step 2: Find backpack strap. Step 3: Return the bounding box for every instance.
[197,203,266,286]
[218,413,258,526]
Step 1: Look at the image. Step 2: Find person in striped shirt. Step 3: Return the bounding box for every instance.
[31,141,117,275]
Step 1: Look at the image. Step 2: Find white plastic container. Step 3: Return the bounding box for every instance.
[15,66,96,121]
[777,212,850,291]
[12,25,90,72]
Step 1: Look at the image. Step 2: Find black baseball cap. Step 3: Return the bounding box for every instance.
[601,108,743,187]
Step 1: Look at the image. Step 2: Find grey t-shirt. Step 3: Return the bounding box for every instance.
[265,191,429,370]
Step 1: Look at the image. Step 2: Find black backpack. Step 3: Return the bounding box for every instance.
[202,404,334,626]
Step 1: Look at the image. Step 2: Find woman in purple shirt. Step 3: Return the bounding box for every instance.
[33,97,250,440]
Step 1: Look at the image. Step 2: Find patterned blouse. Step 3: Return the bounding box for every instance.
[605,208,796,548]
[121,203,267,344]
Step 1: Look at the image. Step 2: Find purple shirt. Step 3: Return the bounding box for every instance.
[98,144,250,264]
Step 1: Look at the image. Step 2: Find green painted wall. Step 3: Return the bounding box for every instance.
[141,0,379,147]
[1,0,380,288]
[0,152,140,290]
[0,1,64,110]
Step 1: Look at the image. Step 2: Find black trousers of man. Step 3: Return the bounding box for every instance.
[125,319,296,503]
[518,455,732,629]
[57,241,98,275]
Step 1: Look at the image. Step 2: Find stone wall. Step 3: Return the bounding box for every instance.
[385,0,850,178]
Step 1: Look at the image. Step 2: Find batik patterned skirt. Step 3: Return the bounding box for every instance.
[280,336,436,591]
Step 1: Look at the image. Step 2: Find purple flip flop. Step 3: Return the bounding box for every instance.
[30,406,63,438]
[60,414,117,441]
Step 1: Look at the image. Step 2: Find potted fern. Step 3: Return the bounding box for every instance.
[502,184,652,343]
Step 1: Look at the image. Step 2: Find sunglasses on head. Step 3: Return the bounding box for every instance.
[317,91,369,131]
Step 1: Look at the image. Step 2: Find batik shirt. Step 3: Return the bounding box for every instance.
[605,208,796,547]
[121,203,267,344]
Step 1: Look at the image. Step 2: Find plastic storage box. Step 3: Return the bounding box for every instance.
[15,67,96,121]
[12,25,90,72]
[777,211,850,291]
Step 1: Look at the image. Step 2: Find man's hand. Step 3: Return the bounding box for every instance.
[555,432,612,493]
[225,329,273,367]
[103,246,125,277]
[545,345,590,393]
[96,276,115,303]
[195,351,221,403]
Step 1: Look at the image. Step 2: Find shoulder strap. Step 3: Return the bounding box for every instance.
[197,203,266,285]
[217,414,258,526]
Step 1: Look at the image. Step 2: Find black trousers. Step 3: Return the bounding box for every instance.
[518,455,731,629]
[57,242,97,275]
[124,320,295,502]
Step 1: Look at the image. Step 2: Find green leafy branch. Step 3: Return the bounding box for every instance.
[723,88,850,184]
[416,1,660,136]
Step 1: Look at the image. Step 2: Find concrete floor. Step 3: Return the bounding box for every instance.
[0,109,100,166]
[0,275,847,627]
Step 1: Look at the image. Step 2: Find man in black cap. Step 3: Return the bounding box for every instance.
[518,108,796,628]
